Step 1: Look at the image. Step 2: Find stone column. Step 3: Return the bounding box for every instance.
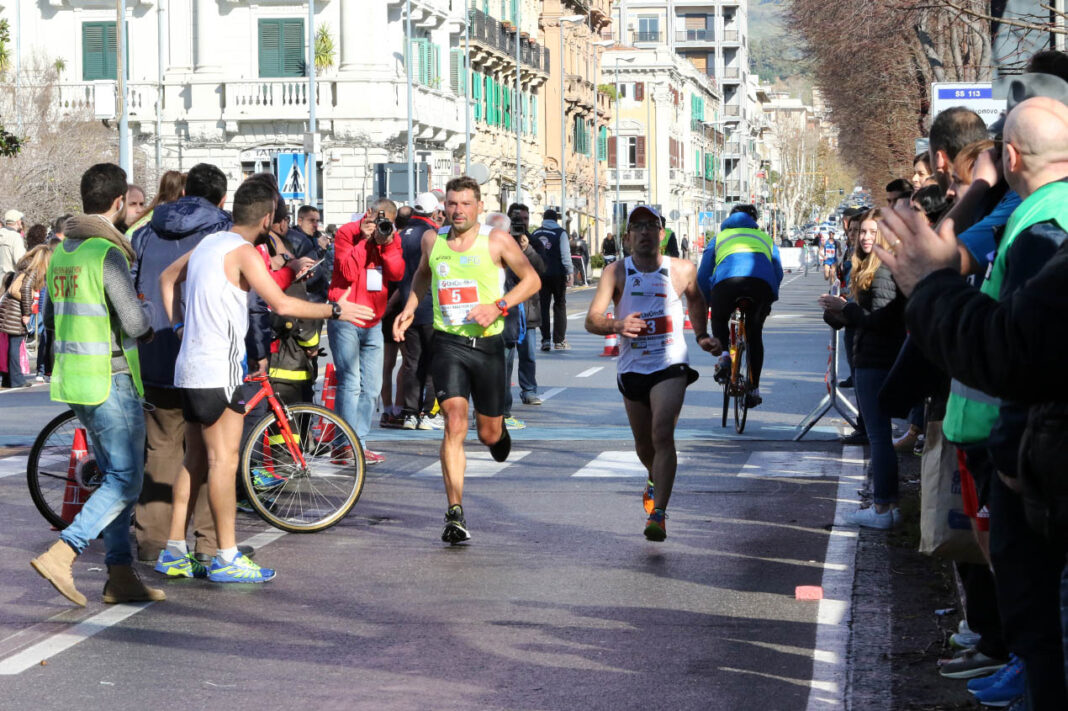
[194,0,221,73]
[167,0,193,74]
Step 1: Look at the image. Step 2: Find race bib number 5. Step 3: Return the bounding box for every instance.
[437,278,479,325]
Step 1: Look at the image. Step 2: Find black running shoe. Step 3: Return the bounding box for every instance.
[840,429,868,445]
[441,505,471,545]
[489,423,511,462]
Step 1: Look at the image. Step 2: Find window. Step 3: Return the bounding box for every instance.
[472,71,483,121]
[82,22,120,81]
[258,19,305,78]
[598,126,608,160]
[636,16,659,42]
[450,48,466,95]
[607,136,644,168]
[409,37,441,87]
[634,82,645,102]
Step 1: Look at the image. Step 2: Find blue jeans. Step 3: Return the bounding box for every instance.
[504,330,538,416]
[61,374,146,566]
[854,367,898,505]
[327,318,383,440]
[5,333,26,387]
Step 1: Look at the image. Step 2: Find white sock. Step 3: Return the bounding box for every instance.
[217,546,239,563]
[166,540,188,557]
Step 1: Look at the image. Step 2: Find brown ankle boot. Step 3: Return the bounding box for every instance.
[102,565,167,604]
[31,540,87,607]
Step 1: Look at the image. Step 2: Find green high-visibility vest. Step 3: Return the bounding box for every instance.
[48,238,144,406]
[943,180,1068,444]
[713,227,774,268]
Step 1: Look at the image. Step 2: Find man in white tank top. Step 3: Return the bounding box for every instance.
[585,205,719,542]
[157,179,372,583]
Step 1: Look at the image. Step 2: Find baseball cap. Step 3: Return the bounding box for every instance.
[412,192,441,215]
[4,209,23,224]
[988,72,1068,133]
[626,204,662,226]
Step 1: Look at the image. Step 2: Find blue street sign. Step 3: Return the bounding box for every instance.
[936,87,993,100]
[277,153,306,200]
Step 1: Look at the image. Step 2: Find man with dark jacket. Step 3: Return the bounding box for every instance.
[499,207,546,422]
[129,163,231,564]
[531,209,573,350]
[396,194,441,430]
[878,95,1068,710]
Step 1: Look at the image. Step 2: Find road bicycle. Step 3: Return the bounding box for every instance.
[26,374,365,533]
[719,297,754,434]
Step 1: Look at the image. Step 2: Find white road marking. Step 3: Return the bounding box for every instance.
[0,603,151,675]
[538,387,565,402]
[737,451,838,479]
[572,450,658,478]
[804,445,865,710]
[413,450,531,478]
[0,528,287,675]
[768,313,804,320]
[0,456,27,480]
[575,366,603,378]
[566,311,585,320]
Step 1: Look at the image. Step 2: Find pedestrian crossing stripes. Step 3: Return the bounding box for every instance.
[737,451,838,479]
[572,450,657,478]
[0,456,26,480]
[413,450,532,478]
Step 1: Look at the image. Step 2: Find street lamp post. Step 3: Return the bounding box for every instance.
[515,2,522,204]
[307,0,317,211]
[591,39,613,252]
[610,54,636,237]
[405,0,415,204]
[559,15,585,221]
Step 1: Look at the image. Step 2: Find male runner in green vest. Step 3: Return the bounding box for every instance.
[393,176,541,544]
[31,163,165,607]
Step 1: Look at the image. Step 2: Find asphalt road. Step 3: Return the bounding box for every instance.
[0,269,864,710]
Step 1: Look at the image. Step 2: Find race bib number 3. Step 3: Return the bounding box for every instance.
[644,315,673,335]
[437,278,479,325]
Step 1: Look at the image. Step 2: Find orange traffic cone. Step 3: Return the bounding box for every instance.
[683,310,693,331]
[600,311,620,357]
[59,428,89,525]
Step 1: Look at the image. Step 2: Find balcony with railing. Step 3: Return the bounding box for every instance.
[722,29,741,43]
[608,168,648,186]
[566,74,596,112]
[632,30,663,44]
[675,29,714,44]
[468,8,550,75]
[722,66,741,80]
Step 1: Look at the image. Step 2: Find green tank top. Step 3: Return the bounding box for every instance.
[430,224,504,337]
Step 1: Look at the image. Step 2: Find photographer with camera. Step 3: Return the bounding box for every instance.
[327,199,404,464]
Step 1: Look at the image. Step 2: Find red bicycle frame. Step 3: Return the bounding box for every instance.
[243,374,308,469]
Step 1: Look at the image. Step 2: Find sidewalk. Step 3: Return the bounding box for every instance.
[849,443,976,709]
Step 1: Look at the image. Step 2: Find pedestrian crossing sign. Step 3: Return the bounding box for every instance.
[277,153,307,200]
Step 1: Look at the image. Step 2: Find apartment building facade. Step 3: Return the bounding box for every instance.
[603,46,722,245]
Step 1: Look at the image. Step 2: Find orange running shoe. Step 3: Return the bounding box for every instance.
[644,509,667,542]
[643,480,655,515]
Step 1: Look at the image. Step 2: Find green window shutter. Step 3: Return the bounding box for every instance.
[430,43,441,88]
[503,85,511,131]
[259,19,304,78]
[473,72,482,121]
[450,48,465,95]
[282,19,305,76]
[532,95,537,136]
[83,22,118,81]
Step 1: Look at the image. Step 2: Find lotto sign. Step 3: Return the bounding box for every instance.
[930,83,1004,129]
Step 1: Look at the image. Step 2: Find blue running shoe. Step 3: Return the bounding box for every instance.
[208,554,276,583]
[973,658,1026,707]
[968,655,1021,694]
[154,550,207,579]
[250,468,287,491]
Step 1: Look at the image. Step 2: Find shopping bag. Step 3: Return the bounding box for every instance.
[918,420,986,563]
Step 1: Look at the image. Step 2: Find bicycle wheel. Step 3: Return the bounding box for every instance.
[27,410,102,529]
[733,340,751,434]
[240,403,366,533]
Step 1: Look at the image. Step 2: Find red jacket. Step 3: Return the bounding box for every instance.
[328,218,405,327]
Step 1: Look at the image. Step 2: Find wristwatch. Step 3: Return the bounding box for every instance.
[495,298,509,316]
[695,332,712,342]
[329,301,342,320]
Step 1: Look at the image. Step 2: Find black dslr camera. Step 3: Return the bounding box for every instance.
[375,210,394,237]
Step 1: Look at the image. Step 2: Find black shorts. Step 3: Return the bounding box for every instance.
[617,363,699,405]
[180,387,245,426]
[431,332,507,417]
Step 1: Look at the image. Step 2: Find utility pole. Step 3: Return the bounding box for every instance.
[307,0,318,210]
[405,0,415,204]
[117,0,131,180]
[515,1,522,204]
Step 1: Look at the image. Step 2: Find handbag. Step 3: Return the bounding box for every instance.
[918,420,986,564]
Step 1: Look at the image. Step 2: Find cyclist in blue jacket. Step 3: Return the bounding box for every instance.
[697,205,784,408]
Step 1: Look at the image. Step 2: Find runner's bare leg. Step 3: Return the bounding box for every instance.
[440,396,469,506]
